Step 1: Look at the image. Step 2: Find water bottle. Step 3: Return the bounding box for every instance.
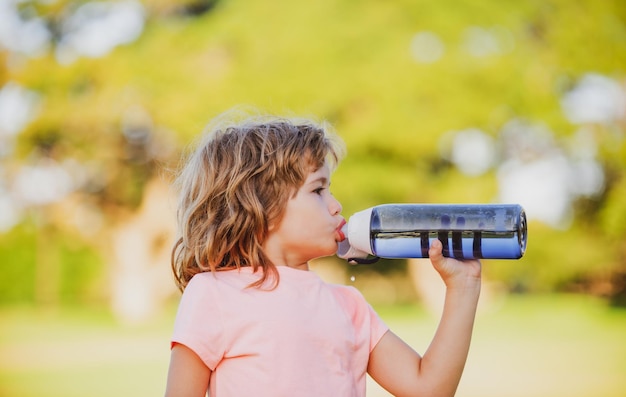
[337,204,527,264]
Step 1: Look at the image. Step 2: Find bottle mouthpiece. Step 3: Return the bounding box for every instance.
[336,208,374,261]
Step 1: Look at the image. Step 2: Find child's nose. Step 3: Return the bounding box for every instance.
[329,196,342,215]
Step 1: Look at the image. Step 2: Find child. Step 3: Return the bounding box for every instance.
[164,110,482,397]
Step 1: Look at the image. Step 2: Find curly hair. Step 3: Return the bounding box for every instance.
[171,110,345,291]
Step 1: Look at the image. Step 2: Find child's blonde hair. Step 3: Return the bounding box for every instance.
[171,110,345,291]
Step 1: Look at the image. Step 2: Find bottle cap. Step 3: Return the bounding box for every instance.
[336,207,373,260]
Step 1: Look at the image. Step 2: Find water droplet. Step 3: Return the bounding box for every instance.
[350,275,356,282]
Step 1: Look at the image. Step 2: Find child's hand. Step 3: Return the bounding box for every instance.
[428,239,482,290]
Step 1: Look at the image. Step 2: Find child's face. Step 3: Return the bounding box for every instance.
[263,163,345,269]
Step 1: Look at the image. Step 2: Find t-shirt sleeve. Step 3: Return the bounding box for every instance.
[171,274,225,370]
[343,286,390,352]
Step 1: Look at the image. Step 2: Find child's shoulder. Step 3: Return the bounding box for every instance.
[326,281,368,306]
[186,268,258,289]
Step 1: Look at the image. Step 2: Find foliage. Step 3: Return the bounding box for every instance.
[0,0,625,305]
[0,219,105,306]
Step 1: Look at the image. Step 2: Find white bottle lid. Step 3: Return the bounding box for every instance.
[348,207,373,254]
[336,207,373,260]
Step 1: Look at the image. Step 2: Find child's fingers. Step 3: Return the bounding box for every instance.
[428,239,446,268]
[429,238,483,283]
[429,238,441,254]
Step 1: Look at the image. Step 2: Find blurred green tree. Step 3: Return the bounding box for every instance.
[0,0,624,309]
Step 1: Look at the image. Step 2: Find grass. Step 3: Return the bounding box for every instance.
[0,307,172,397]
[1,294,625,397]
[369,294,626,397]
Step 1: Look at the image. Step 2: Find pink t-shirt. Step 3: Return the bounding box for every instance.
[171,266,389,397]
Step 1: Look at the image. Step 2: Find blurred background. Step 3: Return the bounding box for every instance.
[0,0,625,396]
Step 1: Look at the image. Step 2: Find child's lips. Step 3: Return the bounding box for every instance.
[336,219,347,242]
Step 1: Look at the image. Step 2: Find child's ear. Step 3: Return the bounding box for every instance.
[266,216,278,233]
[266,212,284,233]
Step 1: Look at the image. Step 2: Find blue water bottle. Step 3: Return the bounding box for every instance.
[337,204,527,264]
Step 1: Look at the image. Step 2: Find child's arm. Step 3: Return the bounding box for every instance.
[164,344,211,397]
[367,239,481,397]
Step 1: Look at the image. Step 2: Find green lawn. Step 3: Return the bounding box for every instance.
[369,294,626,397]
[1,294,625,397]
[0,307,172,397]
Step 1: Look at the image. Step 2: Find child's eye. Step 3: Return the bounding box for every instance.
[313,187,325,195]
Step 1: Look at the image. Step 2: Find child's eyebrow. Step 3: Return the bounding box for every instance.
[307,176,329,186]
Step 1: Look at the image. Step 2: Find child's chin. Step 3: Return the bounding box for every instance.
[321,245,339,258]
[310,247,335,260]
